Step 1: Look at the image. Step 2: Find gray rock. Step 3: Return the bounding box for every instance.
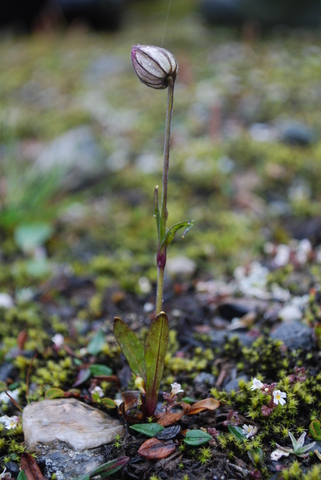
[224,374,249,393]
[194,372,216,388]
[35,442,106,480]
[277,120,315,146]
[23,398,124,452]
[271,321,313,350]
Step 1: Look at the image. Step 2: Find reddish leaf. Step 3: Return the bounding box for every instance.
[17,330,28,350]
[186,398,220,415]
[20,453,45,480]
[138,437,176,459]
[156,411,184,427]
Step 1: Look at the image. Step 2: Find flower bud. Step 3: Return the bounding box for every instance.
[131,44,178,89]
[135,375,146,394]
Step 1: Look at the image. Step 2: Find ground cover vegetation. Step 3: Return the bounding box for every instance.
[1,0,321,478]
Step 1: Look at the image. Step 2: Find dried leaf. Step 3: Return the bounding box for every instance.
[20,453,45,480]
[17,330,28,350]
[156,411,184,427]
[156,425,181,440]
[122,390,141,411]
[186,398,220,415]
[138,437,176,459]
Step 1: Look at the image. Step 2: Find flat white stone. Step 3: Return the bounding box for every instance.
[23,398,124,452]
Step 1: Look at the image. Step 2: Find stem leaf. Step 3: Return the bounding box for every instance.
[114,317,146,380]
[160,220,194,250]
[145,312,169,417]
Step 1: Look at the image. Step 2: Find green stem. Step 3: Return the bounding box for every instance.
[155,77,175,315]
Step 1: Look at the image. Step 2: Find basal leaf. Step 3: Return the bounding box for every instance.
[114,317,146,380]
[74,456,129,479]
[130,423,164,437]
[160,220,194,250]
[144,312,169,417]
[184,429,212,446]
[89,364,113,376]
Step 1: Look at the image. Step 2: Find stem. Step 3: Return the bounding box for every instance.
[155,77,175,315]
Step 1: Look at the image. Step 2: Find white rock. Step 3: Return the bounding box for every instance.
[23,398,124,452]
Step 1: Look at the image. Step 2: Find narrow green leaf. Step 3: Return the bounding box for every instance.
[89,364,112,376]
[184,429,212,446]
[87,330,106,356]
[160,220,194,250]
[130,423,164,437]
[101,397,117,408]
[114,317,146,380]
[144,312,169,417]
[89,456,129,478]
[228,425,247,442]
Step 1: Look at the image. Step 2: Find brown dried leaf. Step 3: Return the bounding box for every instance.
[186,398,220,415]
[156,411,184,427]
[17,330,28,351]
[20,452,45,480]
[138,437,176,459]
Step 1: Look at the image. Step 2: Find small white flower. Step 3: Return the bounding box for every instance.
[251,378,264,391]
[91,386,104,398]
[170,382,184,396]
[271,448,290,461]
[0,415,19,430]
[241,424,258,438]
[273,389,287,406]
[51,333,64,348]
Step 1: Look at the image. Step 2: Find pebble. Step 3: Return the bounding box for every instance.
[23,398,124,452]
[166,256,197,279]
[278,304,302,323]
[271,321,313,351]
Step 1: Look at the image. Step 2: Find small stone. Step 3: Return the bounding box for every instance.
[278,305,302,323]
[166,256,197,279]
[23,398,124,452]
[271,321,313,351]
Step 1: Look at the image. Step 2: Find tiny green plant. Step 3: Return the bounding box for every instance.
[113,45,193,419]
[271,431,315,461]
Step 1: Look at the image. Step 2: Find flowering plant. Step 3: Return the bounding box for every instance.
[113,45,193,419]
[251,378,287,416]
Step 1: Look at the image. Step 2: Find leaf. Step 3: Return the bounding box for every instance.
[72,368,91,387]
[248,447,264,464]
[113,318,146,380]
[89,364,113,376]
[160,220,194,250]
[101,397,117,408]
[17,472,28,480]
[0,381,6,392]
[138,437,176,459]
[45,387,65,399]
[130,423,164,437]
[309,420,321,441]
[228,425,247,442]
[186,398,220,415]
[20,452,46,480]
[184,429,212,446]
[74,456,129,479]
[156,411,184,427]
[156,425,181,440]
[121,390,142,411]
[87,330,106,356]
[144,312,169,417]
[14,223,54,253]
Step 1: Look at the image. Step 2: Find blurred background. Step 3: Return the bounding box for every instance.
[1,0,321,295]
